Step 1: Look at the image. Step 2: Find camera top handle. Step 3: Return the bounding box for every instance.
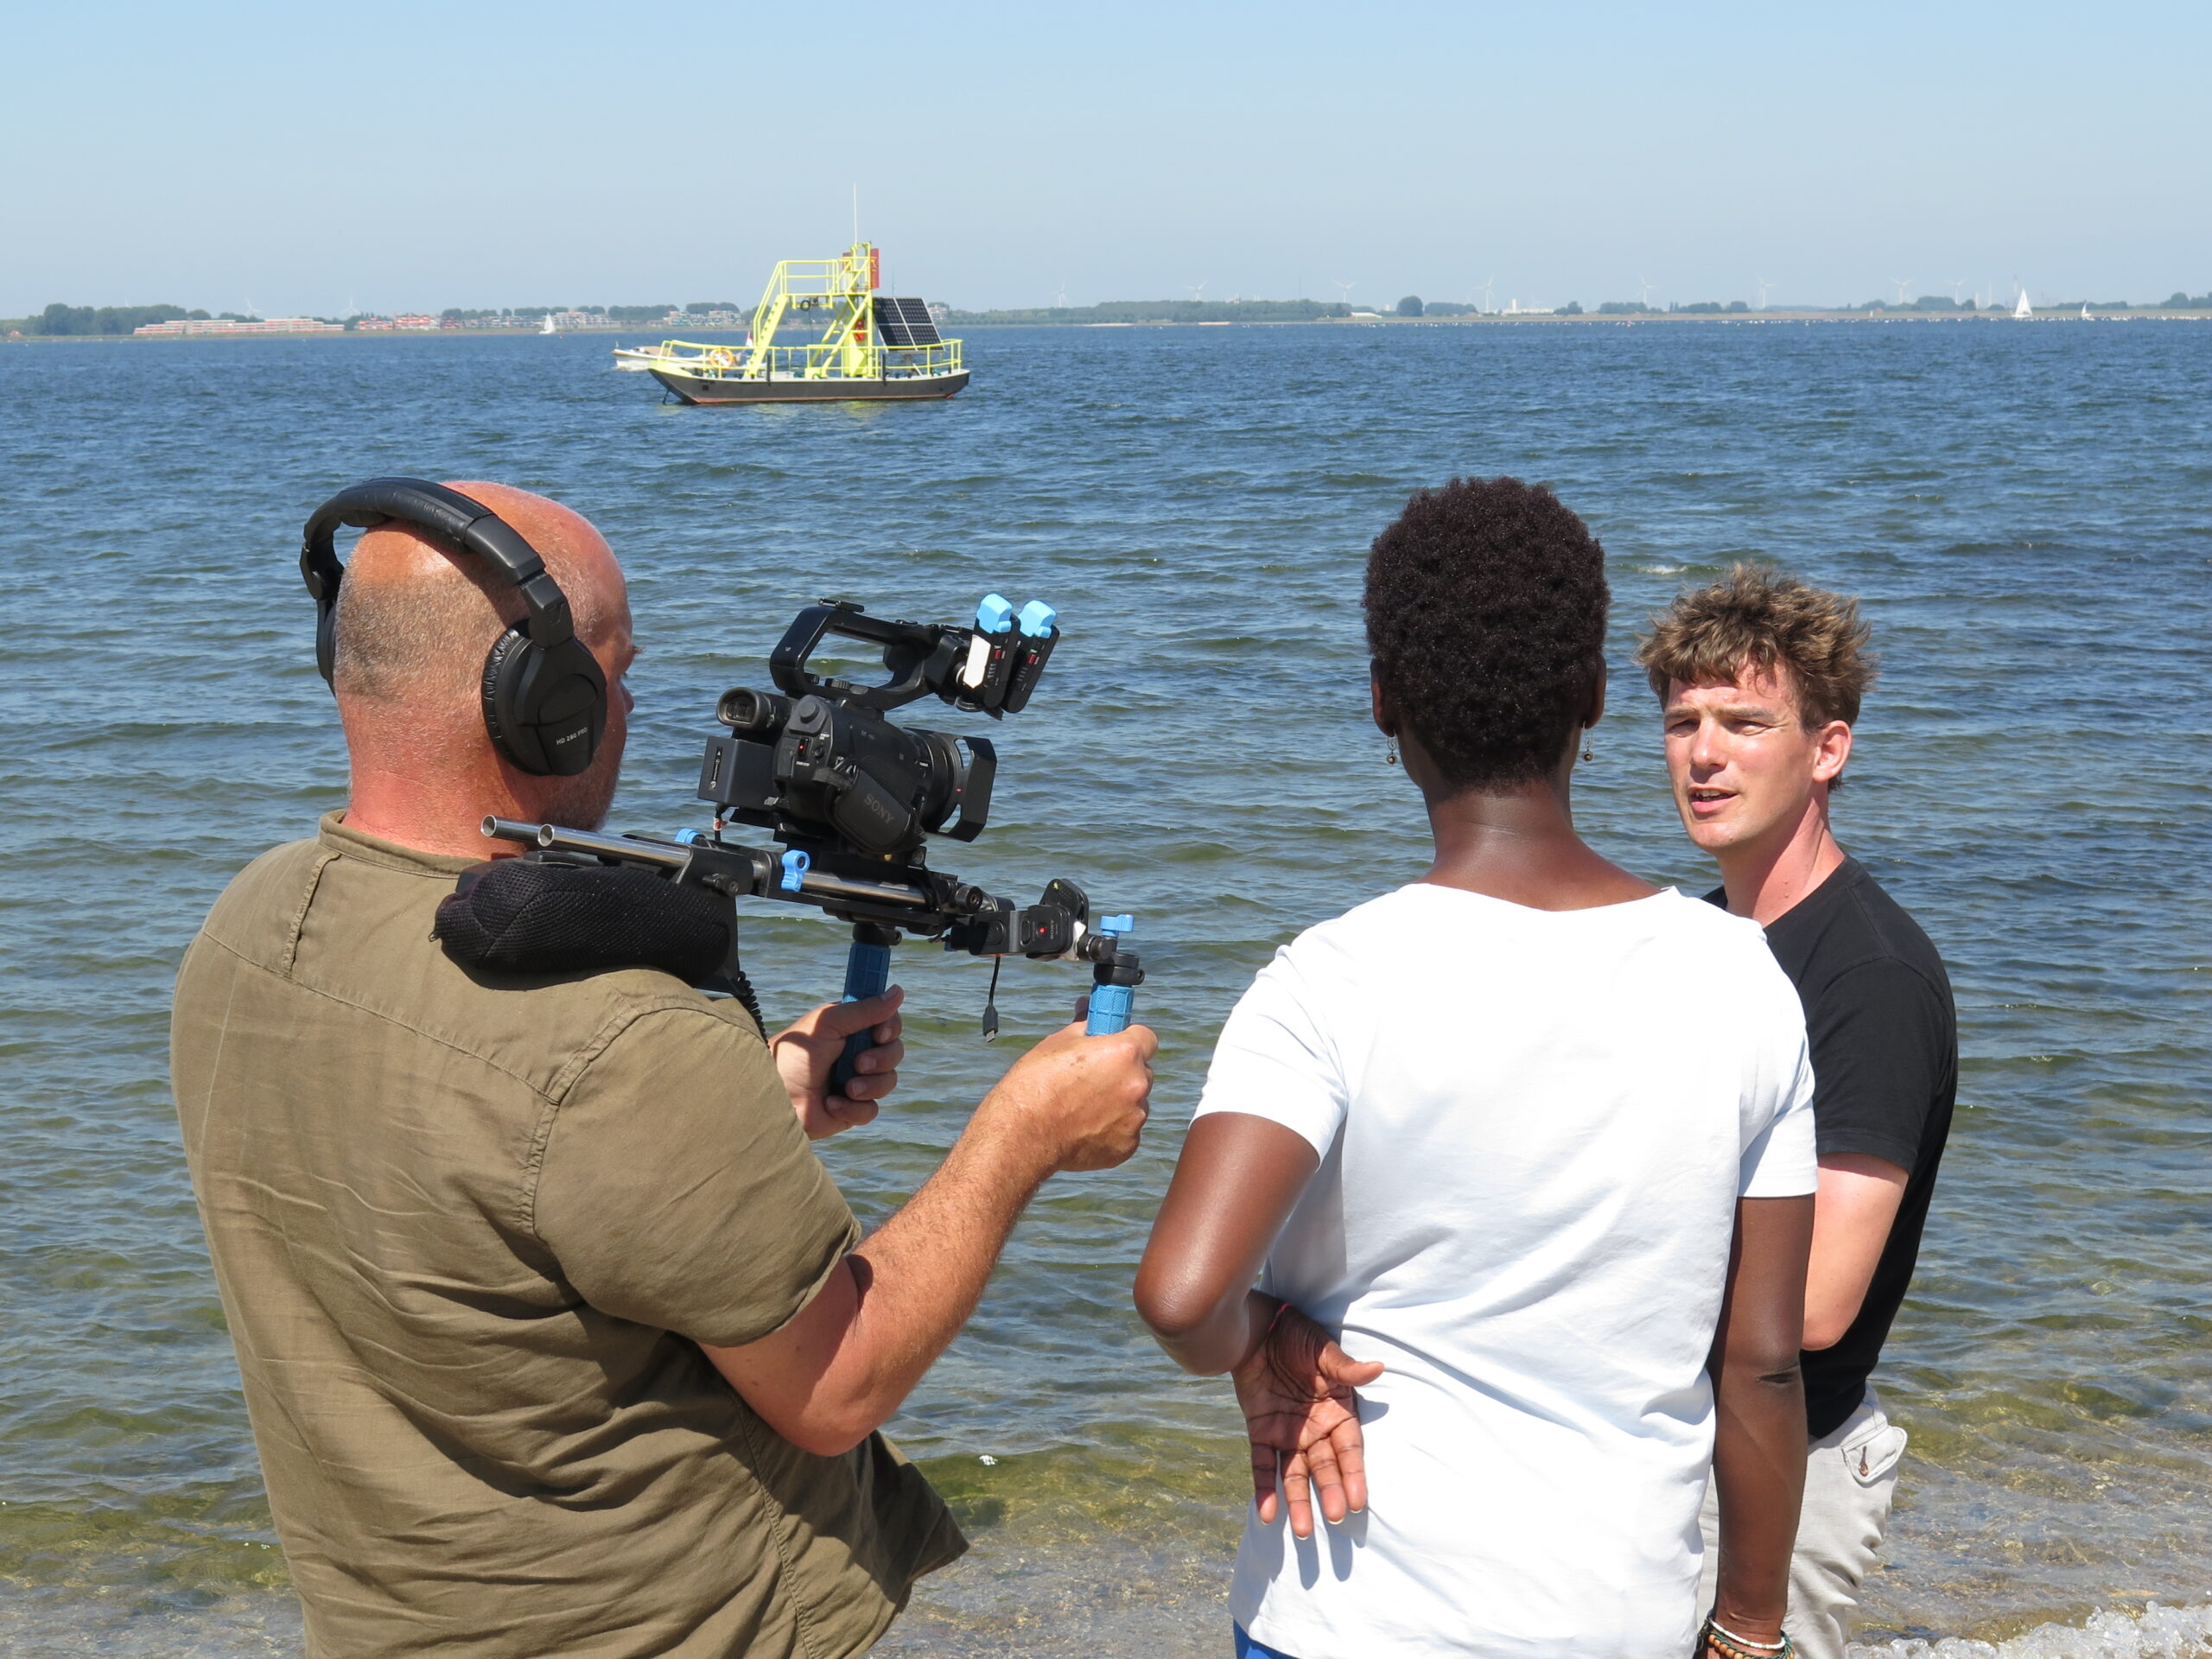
[768,594,1058,719]
[770,601,957,714]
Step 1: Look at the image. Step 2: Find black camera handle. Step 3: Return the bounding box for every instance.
[771,601,952,714]
[765,594,1058,720]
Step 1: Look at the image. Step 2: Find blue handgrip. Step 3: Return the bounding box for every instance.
[831,938,893,1093]
[1085,982,1135,1036]
[1086,913,1135,1034]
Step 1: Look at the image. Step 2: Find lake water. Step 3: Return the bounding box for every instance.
[1,320,2207,1656]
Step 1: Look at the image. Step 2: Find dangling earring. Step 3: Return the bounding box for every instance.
[1385,735,1400,766]
[1580,738,1597,762]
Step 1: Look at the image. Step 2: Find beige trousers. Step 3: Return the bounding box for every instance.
[1697,1390,1909,1659]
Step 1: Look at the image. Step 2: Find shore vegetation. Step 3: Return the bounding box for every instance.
[10,287,2210,340]
[9,302,208,335]
[941,298,1351,325]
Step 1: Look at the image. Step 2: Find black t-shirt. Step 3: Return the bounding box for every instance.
[1707,859,1956,1439]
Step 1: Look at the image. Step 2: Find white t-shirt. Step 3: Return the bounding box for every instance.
[1194,883,1816,1659]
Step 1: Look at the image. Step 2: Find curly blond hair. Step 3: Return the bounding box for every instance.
[1635,563,1876,728]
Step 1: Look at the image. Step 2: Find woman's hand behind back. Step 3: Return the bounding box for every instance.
[1234,1301,1384,1541]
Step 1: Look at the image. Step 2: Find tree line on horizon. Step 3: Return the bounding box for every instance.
[15,289,2212,336]
[10,302,226,335]
[943,290,2212,324]
[2,301,754,334]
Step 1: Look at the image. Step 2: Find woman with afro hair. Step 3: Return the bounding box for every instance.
[1138,478,1820,1659]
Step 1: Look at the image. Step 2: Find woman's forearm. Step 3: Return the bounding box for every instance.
[1707,1194,1816,1644]
[1142,1283,1279,1376]
[1709,1354,1807,1638]
[1135,1112,1320,1373]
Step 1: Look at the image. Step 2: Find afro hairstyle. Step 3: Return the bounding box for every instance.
[1363,476,1611,791]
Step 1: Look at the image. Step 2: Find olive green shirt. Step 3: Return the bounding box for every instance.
[170,815,963,1658]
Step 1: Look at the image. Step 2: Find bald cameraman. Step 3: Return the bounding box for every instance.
[171,481,1156,1659]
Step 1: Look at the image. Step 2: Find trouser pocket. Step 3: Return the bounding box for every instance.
[1840,1414,1907,1485]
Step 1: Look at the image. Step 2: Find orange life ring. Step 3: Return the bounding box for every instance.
[707,346,736,369]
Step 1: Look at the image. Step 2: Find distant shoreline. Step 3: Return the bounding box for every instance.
[7,312,2209,344]
[0,327,756,344]
[954,308,2212,327]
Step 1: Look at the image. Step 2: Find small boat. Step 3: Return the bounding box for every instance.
[2081,303,2093,321]
[616,241,965,404]
[2013,290,2033,319]
[541,314,559,336]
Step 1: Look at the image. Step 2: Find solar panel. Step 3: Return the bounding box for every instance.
[873,296,942,347]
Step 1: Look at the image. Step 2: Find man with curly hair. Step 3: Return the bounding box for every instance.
[1638,565,1957,1659]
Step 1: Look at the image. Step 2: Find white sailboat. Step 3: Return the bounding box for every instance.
[540,313,559,336]
[2081,303,2093,321]
[2013,289,2033,319]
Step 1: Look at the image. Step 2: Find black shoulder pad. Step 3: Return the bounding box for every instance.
[434,859,734,987]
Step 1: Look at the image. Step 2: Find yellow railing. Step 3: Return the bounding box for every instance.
[646,337,963,380]
[743,244,881,374]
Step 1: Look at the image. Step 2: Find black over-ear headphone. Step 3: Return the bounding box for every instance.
[300,477,608,778]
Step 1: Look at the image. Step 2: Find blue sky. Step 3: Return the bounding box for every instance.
[7,0,2208,316]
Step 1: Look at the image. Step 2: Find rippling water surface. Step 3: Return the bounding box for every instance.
[1,321,2207,1655]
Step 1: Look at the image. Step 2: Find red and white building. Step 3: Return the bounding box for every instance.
[135,317,345,336]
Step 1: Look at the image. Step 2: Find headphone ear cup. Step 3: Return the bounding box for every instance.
[481,626,534,768]
[481,624,608,778]
[315,602,340,687]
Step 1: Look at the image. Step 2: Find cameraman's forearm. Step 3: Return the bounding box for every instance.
[1709,1357,1807,1637]
[838,1117,1058,1408]
[705,1108,1054,1454]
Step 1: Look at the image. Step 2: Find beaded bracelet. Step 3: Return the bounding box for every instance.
[1700,1616,1793,1659]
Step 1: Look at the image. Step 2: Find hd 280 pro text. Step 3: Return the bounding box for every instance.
[299,478,607,777]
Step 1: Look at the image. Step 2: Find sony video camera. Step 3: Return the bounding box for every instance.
[699,594,1055,864]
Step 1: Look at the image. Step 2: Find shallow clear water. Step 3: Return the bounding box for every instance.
[1,321,2207,1654]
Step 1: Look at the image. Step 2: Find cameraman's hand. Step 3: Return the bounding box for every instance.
[770,987,905,1141]
[976,1020,1156,1175]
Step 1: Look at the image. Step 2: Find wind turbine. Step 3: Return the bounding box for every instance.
[1479,275,1496,314]
[1636,274,1656,308]
[1949,277,1968,303]
[1332,278,1357,308]
[1755,275,1775,310]
[1055,277,1068,308]
[1186,280,1209,302]
[1891,276,1913,305]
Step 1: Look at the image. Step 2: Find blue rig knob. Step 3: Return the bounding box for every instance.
[1017,599,1058,638]
[779,849,810,892]
[976,593,1015,633]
